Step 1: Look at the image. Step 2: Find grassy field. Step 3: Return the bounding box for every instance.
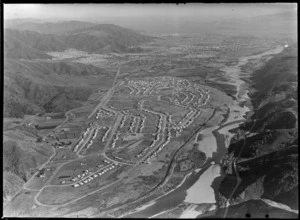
[25,164,62,190]
[51,147,78,162]
[37,165,131,205]
[143,100,189,119]
[107,99,139,110]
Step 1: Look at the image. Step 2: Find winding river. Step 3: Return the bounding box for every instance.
[125,45,285,218]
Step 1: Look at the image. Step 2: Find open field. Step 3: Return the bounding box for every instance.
[25,164,63,190]
[37,164,131,205]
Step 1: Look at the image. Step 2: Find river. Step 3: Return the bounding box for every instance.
[125,45,285,218]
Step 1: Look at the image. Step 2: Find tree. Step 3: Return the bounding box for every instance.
[36,137,42,143]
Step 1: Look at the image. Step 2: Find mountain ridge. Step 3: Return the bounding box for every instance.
[218,45,298,213]
[4,23,154,59]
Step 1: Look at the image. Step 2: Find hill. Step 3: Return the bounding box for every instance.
[219,45,298,211]
[201,199,298,218]
[5,20,96,35]
[4,59,111,118]
[3,127,54,204]
[4,22,154,59]
[64,23,154,53]
[4,29,67,59]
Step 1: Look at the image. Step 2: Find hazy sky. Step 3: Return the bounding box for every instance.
[4,3,297,21]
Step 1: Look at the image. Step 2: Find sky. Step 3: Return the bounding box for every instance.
[4,3,297,21]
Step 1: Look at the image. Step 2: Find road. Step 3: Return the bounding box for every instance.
[29,106,91,183]
[88,66,121,119]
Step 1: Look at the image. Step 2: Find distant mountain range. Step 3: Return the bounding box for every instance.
[5,11,296,36]
[4,21,154,59]
[5,20,97,35]
[4,58,112,118]
[4,21,154,117]
[93,11,297,35]
[213,11,297,35]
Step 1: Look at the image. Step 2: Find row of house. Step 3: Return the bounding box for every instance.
[125,77,188,98]
[136,133,162,158]
[101,127,110,142]
[136,115,146,133]
[72,163,119,187]
[83,126,102,150]
[110,134,119,149]
[119,115,127,128]
[141,133,166,163]
[73,124,104,152]
[96,107,117,120]
[129,116,138,133]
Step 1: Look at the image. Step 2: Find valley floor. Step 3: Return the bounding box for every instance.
[3,35,297,218]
